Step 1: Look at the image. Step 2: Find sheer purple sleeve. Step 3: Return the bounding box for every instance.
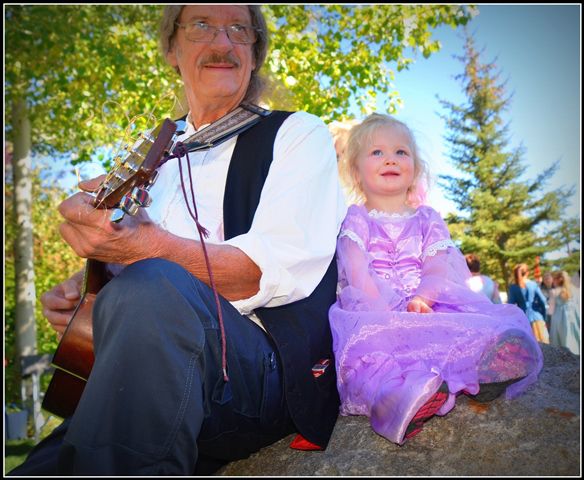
[416,208,488,310]
[336,208,401,311]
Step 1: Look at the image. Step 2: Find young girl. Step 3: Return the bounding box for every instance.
[549,271,580,355]
[329,113,543,445]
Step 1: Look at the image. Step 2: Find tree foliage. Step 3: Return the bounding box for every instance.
[5,4,474,162]
[264,5,475,121]
[438,31,579,290]
[5,5,181,165]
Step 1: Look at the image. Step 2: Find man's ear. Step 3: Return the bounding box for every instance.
[166,42,178,68]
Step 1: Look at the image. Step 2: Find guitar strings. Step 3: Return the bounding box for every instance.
[91,92,183,212]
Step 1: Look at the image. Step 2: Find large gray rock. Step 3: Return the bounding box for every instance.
[219,343,580,476]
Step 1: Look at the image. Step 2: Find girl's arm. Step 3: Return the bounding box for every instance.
[337,235,382,300]
[412,207,492,311]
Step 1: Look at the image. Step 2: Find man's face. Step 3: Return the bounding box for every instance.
[167,5,256,108]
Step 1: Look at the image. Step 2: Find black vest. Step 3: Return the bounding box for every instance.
[223,111,340,448]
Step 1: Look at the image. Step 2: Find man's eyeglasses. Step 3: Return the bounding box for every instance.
[175,22,260,45]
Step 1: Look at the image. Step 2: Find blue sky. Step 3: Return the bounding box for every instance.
[386,4,581,220]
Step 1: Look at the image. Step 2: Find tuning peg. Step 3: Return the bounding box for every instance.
[131,187,151,208]
[117,195,139,216]
[109,195,139,223]
[110,208,126,223]
[174,119,188,135]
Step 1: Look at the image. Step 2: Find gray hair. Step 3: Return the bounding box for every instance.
[159,5,269,104]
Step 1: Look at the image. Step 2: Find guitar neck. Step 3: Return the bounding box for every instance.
[84,259,111,296]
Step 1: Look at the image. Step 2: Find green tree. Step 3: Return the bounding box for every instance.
[542,218,580,274]
[264,5,475,120]
[5,5,180,163]
[438,32,577,290]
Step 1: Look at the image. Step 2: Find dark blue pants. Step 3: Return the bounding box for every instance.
[10,259,295,475]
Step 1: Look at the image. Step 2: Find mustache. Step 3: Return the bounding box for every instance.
[199,53,241,68]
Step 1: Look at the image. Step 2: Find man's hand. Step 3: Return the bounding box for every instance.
[406,296,433,313]
[40,270,85,336]
[58,175,156,265]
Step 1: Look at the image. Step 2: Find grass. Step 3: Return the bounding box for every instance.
[4,414,61,475]
[4,438,35,474]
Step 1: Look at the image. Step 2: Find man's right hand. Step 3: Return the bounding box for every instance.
[40,270,85,336]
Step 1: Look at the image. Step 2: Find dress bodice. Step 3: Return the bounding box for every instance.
[366,209,425,298]
[337,205,455,305]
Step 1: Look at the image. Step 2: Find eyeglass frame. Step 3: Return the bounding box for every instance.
[174,21,262,45]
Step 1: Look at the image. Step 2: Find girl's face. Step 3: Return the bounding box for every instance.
[356,125,415,202]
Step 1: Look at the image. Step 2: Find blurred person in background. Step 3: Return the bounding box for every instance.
[465,253,502,304]
[508,263,549,344]
[539,271,554,331]
[549,271,580,356]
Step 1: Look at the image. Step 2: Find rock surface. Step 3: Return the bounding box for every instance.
[219,343,580,476]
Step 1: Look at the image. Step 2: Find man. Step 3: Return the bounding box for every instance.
[12,5,346,475]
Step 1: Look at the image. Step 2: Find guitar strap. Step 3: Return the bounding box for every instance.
[161,103,271,383]
[164,103,271,162]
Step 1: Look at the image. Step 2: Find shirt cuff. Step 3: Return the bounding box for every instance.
[223,232,280,315]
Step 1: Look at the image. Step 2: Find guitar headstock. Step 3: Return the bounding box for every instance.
[93,119,177,214]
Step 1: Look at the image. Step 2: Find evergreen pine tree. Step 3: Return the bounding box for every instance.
[438,31,576,290]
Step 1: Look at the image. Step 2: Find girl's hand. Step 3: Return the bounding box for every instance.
[407,296,433,313]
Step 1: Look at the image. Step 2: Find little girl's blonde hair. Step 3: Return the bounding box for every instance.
[553,270,573,301]
[340,113,430,207]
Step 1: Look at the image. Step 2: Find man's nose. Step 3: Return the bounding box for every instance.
[210,28,234,48]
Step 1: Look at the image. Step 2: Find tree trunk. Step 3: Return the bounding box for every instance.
[12,96,37,360]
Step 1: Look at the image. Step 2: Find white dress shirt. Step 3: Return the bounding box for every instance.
[146,111,347,328]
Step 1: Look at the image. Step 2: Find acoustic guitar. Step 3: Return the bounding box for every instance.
[42,119,178,418]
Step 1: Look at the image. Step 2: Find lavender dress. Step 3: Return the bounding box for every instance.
[329,205,543,444]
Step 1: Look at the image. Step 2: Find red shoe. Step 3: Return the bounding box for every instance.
[404,382,449,440]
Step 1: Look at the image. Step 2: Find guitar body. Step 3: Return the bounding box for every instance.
[42,260,105,418]
[42,120,177,418]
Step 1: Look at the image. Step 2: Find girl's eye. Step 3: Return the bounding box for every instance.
[372,149,383,157]
[396,149,409,156]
